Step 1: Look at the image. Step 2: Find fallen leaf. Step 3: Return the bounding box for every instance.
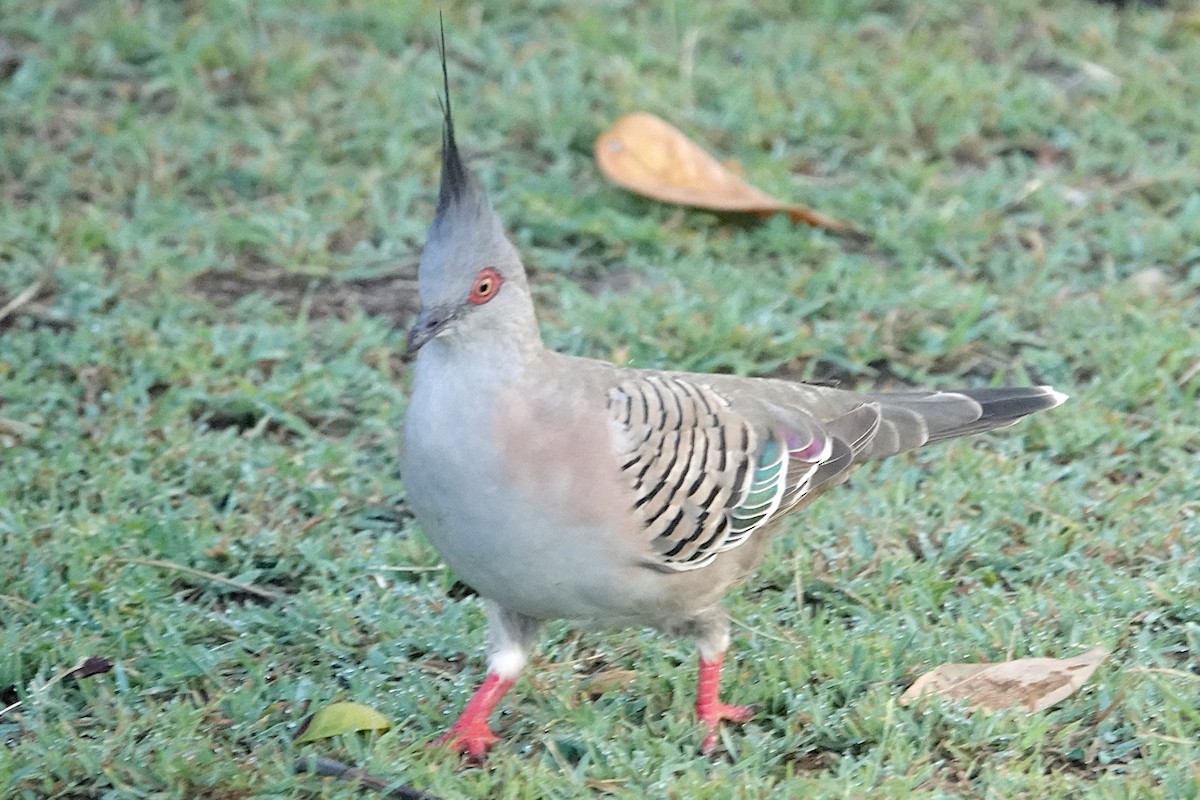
[294,701,391,743]
[581,667,638,698]
[900,647,1109,713]
[594,112,858,235]
[63,657,114,682]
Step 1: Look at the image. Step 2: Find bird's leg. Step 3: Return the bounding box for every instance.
[695,651,755,752]
[691,610,753,754]
[433,602,540,760]
[433,671,514,759]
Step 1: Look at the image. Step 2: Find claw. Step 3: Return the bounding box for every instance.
[431,723,500,762]
[695,652,753,754]
[429,672,515,761]
[698,702,755,754]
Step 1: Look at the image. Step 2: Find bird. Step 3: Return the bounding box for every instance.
[401,36,1068,761]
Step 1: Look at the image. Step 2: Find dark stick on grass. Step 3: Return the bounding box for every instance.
[0,656,114,719]
[119,557,280,602]
[294,756,445,800]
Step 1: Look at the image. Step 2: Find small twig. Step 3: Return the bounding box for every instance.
[0,279,45,326]
[294,755,444,800]
[1004,623,1021,662]
[1110,172,1198,198]
[299,514,327,534]
[541,737,577,778]
[1134,666,1200,682]
[368,565,447,573]
[0,656,113,719]
[0,418,41,440]
[792,550,806,618]
[1084,684,1130,732]
[0,593,36,610]
[118,557,279,602]
[1177,359,1200,389]
[727,613,799,646]
[1139,731,1198,746]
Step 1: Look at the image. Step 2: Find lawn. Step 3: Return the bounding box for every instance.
[1,1,1197,798]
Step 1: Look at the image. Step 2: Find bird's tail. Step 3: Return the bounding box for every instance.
[857,385,1068,460]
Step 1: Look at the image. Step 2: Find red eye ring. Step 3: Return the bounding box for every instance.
[468,268,502,305]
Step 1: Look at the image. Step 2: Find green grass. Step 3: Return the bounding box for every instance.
[2,0,1198,797]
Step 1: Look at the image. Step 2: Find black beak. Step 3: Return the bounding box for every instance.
[405,305,457,357]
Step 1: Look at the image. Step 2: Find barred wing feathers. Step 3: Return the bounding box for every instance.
[603,373,1065,573]
[607,375,837,571]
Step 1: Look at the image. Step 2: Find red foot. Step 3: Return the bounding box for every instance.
[429,672,515,761]
[695,653,754,754]
[432,721,500,761]
[698,701,755,753]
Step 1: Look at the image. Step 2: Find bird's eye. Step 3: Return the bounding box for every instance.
[468,268,502,305]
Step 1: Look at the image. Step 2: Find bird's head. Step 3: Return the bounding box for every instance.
[407,25,537,357]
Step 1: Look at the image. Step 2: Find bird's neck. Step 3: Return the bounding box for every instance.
[417,313,546,387]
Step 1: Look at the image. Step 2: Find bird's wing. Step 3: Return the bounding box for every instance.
[605,373,871,571]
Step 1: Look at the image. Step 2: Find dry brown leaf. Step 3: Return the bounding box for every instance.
[581,667,639,698]
[900,647,1109,713]
[594,112,858,235]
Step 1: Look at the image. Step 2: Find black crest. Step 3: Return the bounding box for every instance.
[436,15,471,215]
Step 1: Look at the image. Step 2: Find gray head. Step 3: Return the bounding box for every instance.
[406,28,539,356]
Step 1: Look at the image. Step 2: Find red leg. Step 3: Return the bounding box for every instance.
[432,672,515,760]
[695,652,754,753]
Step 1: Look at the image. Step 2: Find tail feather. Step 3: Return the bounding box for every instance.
[860,385,1067,459]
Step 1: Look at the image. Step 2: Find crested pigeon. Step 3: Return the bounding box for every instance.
[401,42,1067,760]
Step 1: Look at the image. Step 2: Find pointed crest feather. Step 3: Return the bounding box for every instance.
[436,15,471,215]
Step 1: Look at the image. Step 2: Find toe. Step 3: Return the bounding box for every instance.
[430,725,500,761]
[721,703,755,724]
